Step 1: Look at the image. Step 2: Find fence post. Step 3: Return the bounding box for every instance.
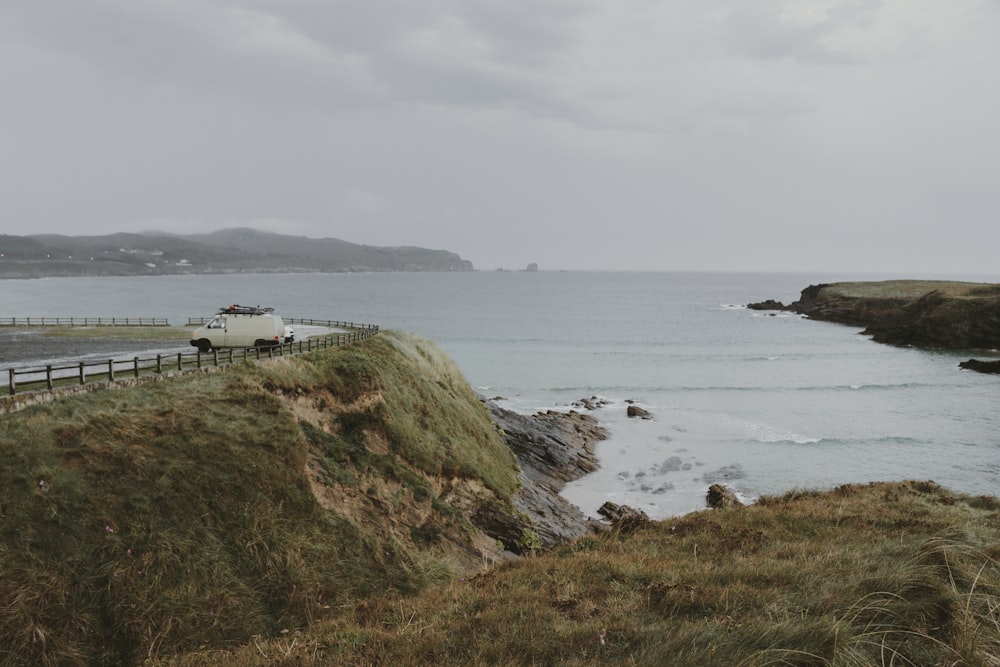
[213,350,218,367]
[79,361,85,385]
[177,353,183,371]
[134,357,140,378]
[156,354,162,374]
[46,365,53,390]
[108,360,115,382]
[9,368,15,396]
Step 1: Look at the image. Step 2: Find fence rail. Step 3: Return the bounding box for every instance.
[0,317,170,327]
[187,316,377,330]
[4,322,379,396]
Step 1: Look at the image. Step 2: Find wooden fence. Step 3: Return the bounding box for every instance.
[5,324,379,396]
[0,317,170,327]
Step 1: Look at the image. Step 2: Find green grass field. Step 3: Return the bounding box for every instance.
[822,280,1000,300]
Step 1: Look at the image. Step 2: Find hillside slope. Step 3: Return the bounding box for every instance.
[157,481,1000,666]
[0,332,580,666]
[0,228,473,277]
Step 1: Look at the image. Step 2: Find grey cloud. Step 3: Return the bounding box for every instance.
[1,0,999,275]
[1,0,588,120]
[722,4,871,64]
[1,1,388,113]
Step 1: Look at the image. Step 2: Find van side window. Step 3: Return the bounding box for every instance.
[208,317,226,329]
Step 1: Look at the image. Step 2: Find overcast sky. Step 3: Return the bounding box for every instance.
[1,1,998,273]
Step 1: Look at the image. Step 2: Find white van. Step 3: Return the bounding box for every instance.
[190,305,288,352]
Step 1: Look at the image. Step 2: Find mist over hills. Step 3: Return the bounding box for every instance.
[0,228,473,277]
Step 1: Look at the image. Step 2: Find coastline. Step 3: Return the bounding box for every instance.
[749,280,1000,371]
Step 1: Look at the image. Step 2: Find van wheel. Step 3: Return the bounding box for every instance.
[195,339,212,353]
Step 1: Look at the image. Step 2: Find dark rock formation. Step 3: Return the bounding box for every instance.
[485,401,607,550]
[627,405,653,420]
[572,396,611,411]
[746,299,790,311]
[707,484,744,510]
[959,359,1000,374]
[750,281,1000,351]
[597,501,650,530]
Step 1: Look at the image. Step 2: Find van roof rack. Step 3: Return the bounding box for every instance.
[218,304,274,316]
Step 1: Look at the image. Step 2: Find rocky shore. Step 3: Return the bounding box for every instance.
[483,401,607,548]
[749,280,1000,372]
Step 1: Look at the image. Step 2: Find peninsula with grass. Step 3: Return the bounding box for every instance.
[750,280,1000,372]
[1,331,998,665]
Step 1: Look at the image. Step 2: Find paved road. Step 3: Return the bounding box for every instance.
[0,325,339,370]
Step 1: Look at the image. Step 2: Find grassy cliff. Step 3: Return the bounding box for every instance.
[0,331,519,666]
[2,331,998,666]
[760,280,1000,349]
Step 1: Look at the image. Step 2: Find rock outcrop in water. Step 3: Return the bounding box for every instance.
[749,281,1000,372]
[959,359,1000,374]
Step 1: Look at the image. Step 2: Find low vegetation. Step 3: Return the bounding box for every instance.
[1,331,997,666]
[156,481,1000,667]
[820,280,1000,300]
[0,331,518,666]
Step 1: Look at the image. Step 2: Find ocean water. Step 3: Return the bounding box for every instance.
[2,271,998,519]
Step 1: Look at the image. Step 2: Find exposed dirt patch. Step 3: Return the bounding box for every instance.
[283,389,510,573]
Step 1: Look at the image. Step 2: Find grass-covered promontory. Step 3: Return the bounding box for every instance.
[0,331,520,666]
[752,280,1000,350]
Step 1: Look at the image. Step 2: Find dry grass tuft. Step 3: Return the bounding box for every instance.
[153,481,1000,667]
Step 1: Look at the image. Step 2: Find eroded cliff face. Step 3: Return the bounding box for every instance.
[259,333,610,574]
[750,281,1000,350]
[274,383,609,572]
[278,387,512,573]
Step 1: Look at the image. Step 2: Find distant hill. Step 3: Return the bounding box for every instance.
[0,228,474,277]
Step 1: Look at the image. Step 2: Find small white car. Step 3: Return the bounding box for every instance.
[190,305,288,352]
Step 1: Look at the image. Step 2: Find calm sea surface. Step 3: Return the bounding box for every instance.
[2,271,998,518]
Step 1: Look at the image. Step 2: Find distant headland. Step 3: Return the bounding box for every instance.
[749,280,1000,373]
[0,228,474,277]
